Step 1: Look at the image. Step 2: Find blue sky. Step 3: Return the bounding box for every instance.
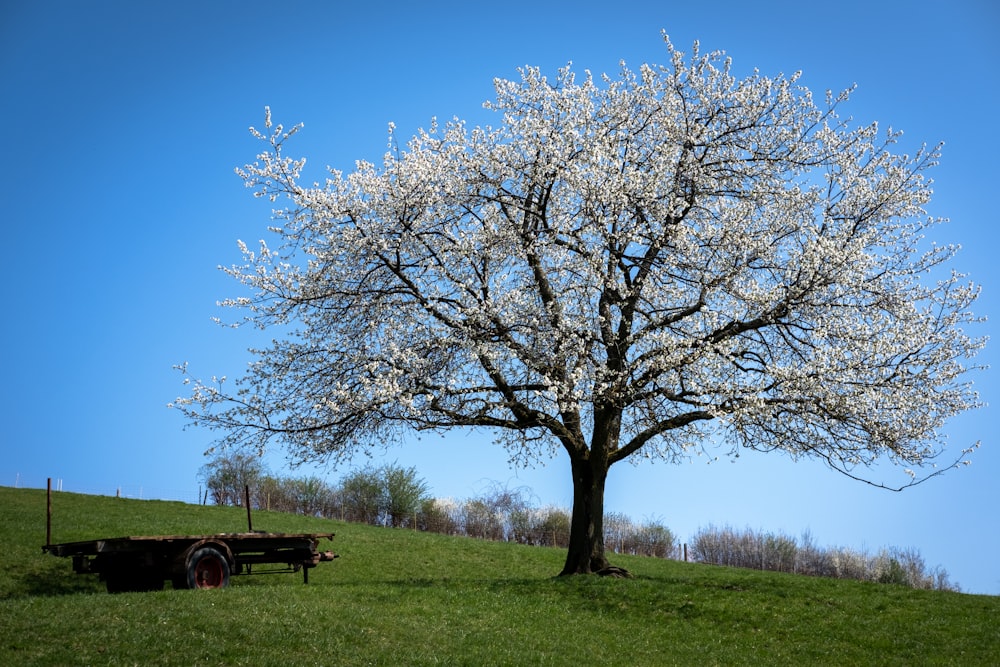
[2,1,997,594]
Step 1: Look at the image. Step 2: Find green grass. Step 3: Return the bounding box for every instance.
[1,487,997,665]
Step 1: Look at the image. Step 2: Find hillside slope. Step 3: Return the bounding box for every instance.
[1,487,997,665]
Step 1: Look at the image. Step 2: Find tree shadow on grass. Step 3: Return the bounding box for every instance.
[20,573,103,597]
[3,560,104,600]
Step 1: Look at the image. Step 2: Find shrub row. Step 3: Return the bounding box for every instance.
[690,525,958,591]
[200,454,676,557]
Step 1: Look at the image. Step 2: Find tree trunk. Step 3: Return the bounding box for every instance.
[560,455,611,575]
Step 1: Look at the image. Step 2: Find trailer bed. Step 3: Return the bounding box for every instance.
[44,532,335,557]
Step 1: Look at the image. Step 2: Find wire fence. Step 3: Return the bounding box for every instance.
[6,473,204,506]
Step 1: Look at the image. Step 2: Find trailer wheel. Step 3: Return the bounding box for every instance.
[185,547,230,589]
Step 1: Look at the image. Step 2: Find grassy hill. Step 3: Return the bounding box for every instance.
[1,486,997,666]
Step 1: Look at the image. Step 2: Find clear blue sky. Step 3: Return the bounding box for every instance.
[2,1,997,594]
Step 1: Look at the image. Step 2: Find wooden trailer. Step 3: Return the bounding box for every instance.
[43,532,338,592]
[42,480,338,592]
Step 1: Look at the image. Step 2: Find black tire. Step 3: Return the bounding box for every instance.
[185,547,231,589]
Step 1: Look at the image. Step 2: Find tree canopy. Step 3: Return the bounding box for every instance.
[174,37,983,575]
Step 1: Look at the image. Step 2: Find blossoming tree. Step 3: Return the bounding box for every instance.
[175,37,983,575]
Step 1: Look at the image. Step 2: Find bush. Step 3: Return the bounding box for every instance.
[605,512,637,554]
[199,452,266,507]
[338,463,431,526]
[416,497,462,535]
[381,464,431,527]
[340,466,384,524]
[458,499,503,540]
[634,521,678,559]
[535,507,571,548]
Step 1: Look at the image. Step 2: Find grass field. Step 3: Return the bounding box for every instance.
[1,486,997,666]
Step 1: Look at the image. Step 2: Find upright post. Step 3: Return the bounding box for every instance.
[46,477,52,547]
[245,484,253,532]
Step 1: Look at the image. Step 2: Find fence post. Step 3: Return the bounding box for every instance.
[46,478,52,547]
[683,543,688,562]
[245,485,253,532]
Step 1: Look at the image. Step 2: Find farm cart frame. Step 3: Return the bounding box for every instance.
[42,481,338,592]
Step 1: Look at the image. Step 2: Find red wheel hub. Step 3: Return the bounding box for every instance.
[194,556,225,588]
